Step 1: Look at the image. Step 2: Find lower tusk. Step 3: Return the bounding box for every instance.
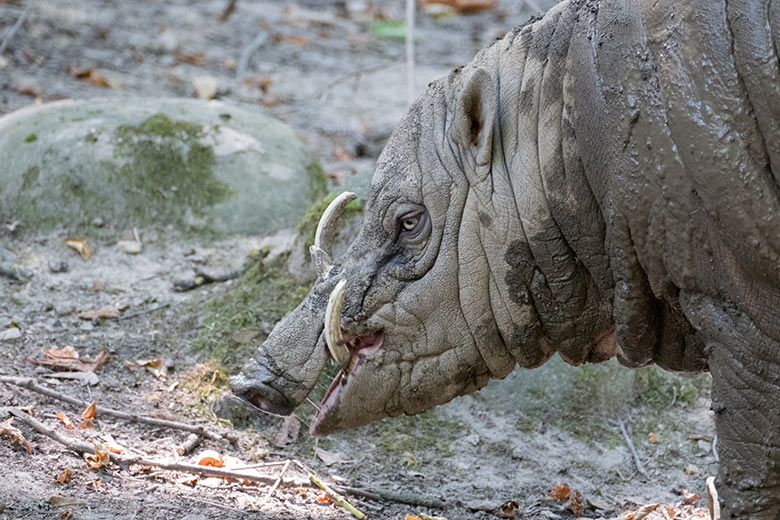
[324,279,352,370]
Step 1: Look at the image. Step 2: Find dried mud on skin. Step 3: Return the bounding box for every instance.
[0,0,716,518]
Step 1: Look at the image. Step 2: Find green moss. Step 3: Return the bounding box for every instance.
[298,191,364,250]
[112,113,233,227]
[192,251,314,368]
[24,133,37,143]
[21,165,39,191]
[306,160,328,201]
[633,365,708,407]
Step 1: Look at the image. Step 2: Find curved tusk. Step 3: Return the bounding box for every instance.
[324,279,352,370]
[310,191,357,278]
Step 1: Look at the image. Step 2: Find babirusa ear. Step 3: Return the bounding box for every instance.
[452,67,496,173]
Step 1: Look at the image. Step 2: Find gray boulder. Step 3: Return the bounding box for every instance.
[0,98,327,235]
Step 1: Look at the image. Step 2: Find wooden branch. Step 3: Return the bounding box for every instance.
[0,4,30,55]
[5,407,306,487]
[0,376,237,445]
[262,460,289,502]
[617,418,650,479]
[176,433,201,456]
[172,267,245,292]
[298,461,365,519]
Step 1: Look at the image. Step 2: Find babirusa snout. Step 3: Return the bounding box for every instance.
[324,279,352,370]
[309,191,356,278]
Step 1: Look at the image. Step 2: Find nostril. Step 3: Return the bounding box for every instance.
[243,388,271,412]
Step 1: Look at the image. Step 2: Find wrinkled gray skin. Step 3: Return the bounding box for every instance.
[232,0,780,517]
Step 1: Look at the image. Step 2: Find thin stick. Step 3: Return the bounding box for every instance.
[308,472,365,519]
[0,376,237,445]
[120,302,171,321]
[236,33,269,81]
[332,485,447,509]
[219,0,237,22]
[617,418,650,479]
[6,407,307,487]
[0,4,30,56]
[404,0,415,105]
[262,459,289,502]
[176,433,201,456]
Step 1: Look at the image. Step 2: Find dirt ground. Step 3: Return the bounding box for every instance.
[0,1,718,519]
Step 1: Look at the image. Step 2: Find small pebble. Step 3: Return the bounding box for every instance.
[48,260,69,273]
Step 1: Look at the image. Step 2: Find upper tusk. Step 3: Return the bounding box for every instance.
[324,279,352,370]
[311,192,357,278]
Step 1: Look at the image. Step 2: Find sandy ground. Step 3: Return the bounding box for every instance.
[0,1,717,519]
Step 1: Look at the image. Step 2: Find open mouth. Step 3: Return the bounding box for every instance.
[313,329,384,428]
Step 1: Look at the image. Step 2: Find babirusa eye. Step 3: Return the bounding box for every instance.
[401,216,419,232]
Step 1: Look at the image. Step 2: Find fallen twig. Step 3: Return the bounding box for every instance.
[119,302,171,321]
[173,267,245,292]
[297,461,365,519]
[617,418,650,479]
[220,0,237,21]
[5,407,305,486]
[0,376,237,445]
[262,459,289,502]
[176,433,201,456]
[236,33,269,81]
[0,4,30,56]
[333,485,447,509]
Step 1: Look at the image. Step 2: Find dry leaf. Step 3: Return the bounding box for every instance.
[314,447,350,466]
[626,503,660,520]
[681,489,701,505]
[49,496,86,507]
[77,305,122,320]
[57,412,75,430]
[83,441,109,469]
[56,468,73,483]
[497,500,518,519]
[549,481,584,517]
[549,482,572,501]
[196,450,225,468]
[0,417,32,453]
[101,434,125,454]
[274,415,300,447]
[79,401,97,429]
[124,357,163,369]
[44,371,100,386]
[648,432,659,444]
[568,489,585,517]
[174,50,206,66]
[15,84,42,97]
[29,346,109,372]
[64,238,92,260]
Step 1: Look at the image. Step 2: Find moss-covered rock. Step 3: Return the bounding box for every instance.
[0,98,328,235]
